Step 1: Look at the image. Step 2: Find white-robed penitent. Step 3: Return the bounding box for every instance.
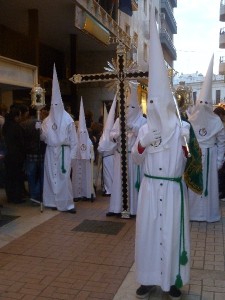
[72,97,95,199]
[41,64,78,211]
[97,95,117,195]
[109,82,147,215]
[131,8,190,292]
[188,55,225,222]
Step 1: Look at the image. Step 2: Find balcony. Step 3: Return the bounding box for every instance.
[219,56,225,75]
[160,28,177,60]
[74,0,132,49]
[219,27,225,48]
[161,0,177,34]
[131,0,138,11]
[169,0,177,8]
[220,0,225,22]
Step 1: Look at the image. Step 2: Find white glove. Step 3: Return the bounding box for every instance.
[140,129,161,148]
[110,131,120,143]
[35,121,42,130]
[131,125,139,137]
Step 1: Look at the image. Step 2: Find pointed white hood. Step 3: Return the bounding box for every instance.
[189,55,224,147]
[42,64,74,146]
[103,103,108,127]
[126,81,142,128]
[147,6,178,152]
[77,97,92,159]
[98,94,117,154]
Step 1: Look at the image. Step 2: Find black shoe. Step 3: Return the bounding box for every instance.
[130,214,136,218]
[102,193,111,197]
[67,208,76,214]
[169,285,181,300]
[136,285,155,299]
[106,212,115,217]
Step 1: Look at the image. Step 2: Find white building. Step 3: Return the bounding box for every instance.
[173,72,225,105]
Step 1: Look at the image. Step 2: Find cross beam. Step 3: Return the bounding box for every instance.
[70,43,148,218]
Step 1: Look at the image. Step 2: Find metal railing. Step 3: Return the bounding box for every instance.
[75,0,132,49]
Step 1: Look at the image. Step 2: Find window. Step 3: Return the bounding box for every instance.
[193,91,197,104]
[216,90,221,104]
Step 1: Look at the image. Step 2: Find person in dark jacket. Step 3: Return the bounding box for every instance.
[2,106,25,203]
[20,107,48,202]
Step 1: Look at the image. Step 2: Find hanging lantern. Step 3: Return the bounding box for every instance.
[31,84,46,109]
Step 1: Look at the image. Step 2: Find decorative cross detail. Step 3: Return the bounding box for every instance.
[70,42,148,218]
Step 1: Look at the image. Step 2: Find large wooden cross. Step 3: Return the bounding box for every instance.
[70,42,148,218]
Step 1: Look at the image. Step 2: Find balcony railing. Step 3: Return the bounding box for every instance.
[75,0,132,49]
[220,1,225,22]
[160,28,177,60]
[169,0,177,8]
[219,27,225,48]
[161,0,177,34]
[219,56,225,75]
[131,0,138,11]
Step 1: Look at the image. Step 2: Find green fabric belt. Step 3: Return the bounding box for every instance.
[135,165,141,192]
[204,148,209,197]
[144,173,188,289]
[61,145,68,174]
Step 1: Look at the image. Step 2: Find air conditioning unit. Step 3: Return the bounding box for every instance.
[75,6,110,46]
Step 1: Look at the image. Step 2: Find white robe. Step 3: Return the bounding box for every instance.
[132,123,190,292]
[41,122,77,211]
[109,116,147,215]
[102,151,114,195]
[72,139,95,199]
[188,127,225,222]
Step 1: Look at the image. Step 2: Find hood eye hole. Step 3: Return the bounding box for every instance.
[200,101,203,103]
[150,100,153,103]
[205,101,208,104]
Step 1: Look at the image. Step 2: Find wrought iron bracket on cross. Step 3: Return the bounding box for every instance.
[70,42,148,218]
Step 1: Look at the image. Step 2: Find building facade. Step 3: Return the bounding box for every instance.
[173,72,225,105]
[0,0,178,120]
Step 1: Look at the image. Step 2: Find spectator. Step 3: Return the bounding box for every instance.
[0,104,7,188]
[21,106,49,203]
[2,106,26,203]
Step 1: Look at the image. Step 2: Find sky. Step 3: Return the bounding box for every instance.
[173,0,223,75]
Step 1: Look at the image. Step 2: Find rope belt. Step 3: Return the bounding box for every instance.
[135,165,141,191]
[116,149,140,191]
[61,145,69,174]
[116,149,131,154]
[204,148,209,197]
[144,173,188,289]
[103,154,114,158]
